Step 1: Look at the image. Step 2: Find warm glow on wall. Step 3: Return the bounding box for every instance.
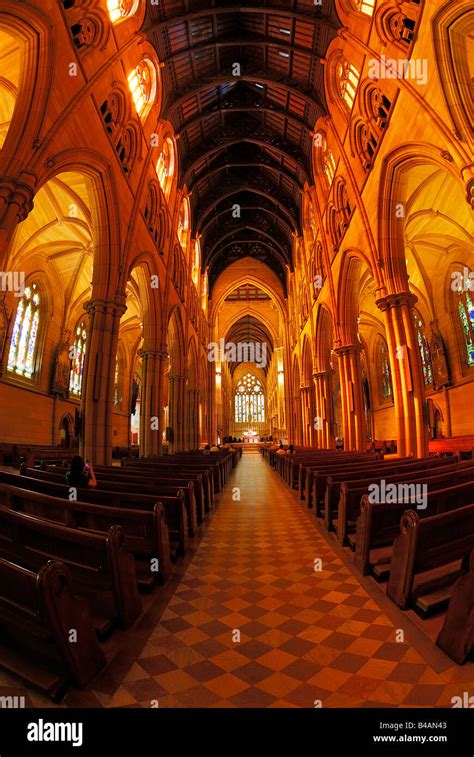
[107,0,139,24]
[127,58,157,121]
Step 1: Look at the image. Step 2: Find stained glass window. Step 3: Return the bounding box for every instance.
[376,337,392,401]
[114,354,122,406]
[156,138,175,201]
[314,133,337,186]
[7,283,40,378]
[69,322,87,396]
[234,373,265,423]
[356,0,375,16]
[107,0,139,23]
[458,290,474,366]
[178,196,190,252]
[414,314,433,386]
[337,61,360,110]
[127,58,157,121]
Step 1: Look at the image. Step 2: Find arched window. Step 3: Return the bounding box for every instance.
[457,289,474,367]
[234,373,265,423]
[114,351,124,406]
[376,336,393,402]
[127,57,157,121]
[69,321,87,396]
[414,314,433,386]
[107,0,140,24]
[156,137,175,201]
[7,283,40,378]
[178,195,190,253]
[192,238,201,287]
[356,0,375,16]
[314,133,337,186]
[337,60,360,110]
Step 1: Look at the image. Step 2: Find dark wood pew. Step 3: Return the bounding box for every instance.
[436,549,474,664]
[38,464,199,534]
[123,457,224,495]
[325,456,462,533]
[355,480,474,581]
[0,492,142,636]
[91,465,208,522]
[429,435,474,460]
[0,471,176,583]
[299,452,382,502]
[311,456,415,515]
[337,459,474,546]
[387,504,474,617]
[0,557,106,701]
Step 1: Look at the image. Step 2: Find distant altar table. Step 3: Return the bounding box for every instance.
[243,431,260,443]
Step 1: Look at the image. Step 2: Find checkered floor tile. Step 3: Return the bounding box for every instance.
[0,452,472,707]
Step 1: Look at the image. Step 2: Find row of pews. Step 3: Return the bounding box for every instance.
[263,444,474,666]
[0,443,79,469]
[0,447,240,701]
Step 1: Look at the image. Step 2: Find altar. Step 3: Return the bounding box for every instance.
[243,430,260,443]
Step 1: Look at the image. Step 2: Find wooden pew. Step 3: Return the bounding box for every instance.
[354,481,474,579]
[387,504,474,617]
[123,457,224,495]
[0,471,175,584]
[0,491,142,636]
[0,557,106,701]
[299,452,382,503]
[337,459,474,547]
[436,549,474,664]
[429,435,474,460]
[324,456,462,534]
[19,467,190,555]
[91,465,208,522]
[355,480,474,580]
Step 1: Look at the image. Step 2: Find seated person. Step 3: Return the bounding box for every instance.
[66,455,97,488]
[286,444,295,456]
[210,444,220,452]
[203,444,211,456]
[276,443,286,455]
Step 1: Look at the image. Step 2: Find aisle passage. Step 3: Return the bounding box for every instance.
[111,453,466,708]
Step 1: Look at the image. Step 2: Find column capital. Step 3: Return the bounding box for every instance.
[83,297,127,317]
[375,291,418,312]
[313,370,330,380]
[0,178,35,222]
[334,343,362,357]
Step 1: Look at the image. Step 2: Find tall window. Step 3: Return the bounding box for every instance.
[356,0,375,16]
[178,196,190,252]
[69,322,87,396]
[234,373,265,423]
[376,337,392,401]
[127,58,157,121]
[315,133,336,186]
[107,0,139,23]
[7,283,40,378]
[337,60,360,110]
[192,239,201,287]
[156,138,174,201]
[457,289,474,367]
[414,314,433,386]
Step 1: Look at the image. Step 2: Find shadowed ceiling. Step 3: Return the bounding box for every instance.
[144,1,341,294]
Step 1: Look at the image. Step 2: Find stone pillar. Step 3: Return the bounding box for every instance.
[80,296,127,465]
[376,292,428,457]
[313,371,334,449]
[300,385,316,446]
[334,345,366,451]
[186,387,199,450]
[0,179,35,269]
[138,348,165,457]
[168,374,186,452]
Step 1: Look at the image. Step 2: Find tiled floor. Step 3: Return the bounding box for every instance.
[0,451,472,708]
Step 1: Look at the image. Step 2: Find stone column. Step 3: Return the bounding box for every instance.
[334,344,366,451]
[168,374,186,452]
[80,296,127,465]
[138,348,165,457]
[313,371,334,449]
[376,292,428,457]
[0,179,35,269]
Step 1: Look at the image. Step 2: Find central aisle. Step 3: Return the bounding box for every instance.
[116,453,458,708]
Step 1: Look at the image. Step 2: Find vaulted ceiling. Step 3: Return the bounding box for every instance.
[144,1,341,294]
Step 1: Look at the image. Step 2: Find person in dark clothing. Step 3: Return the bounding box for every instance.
[66,455,97,488]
